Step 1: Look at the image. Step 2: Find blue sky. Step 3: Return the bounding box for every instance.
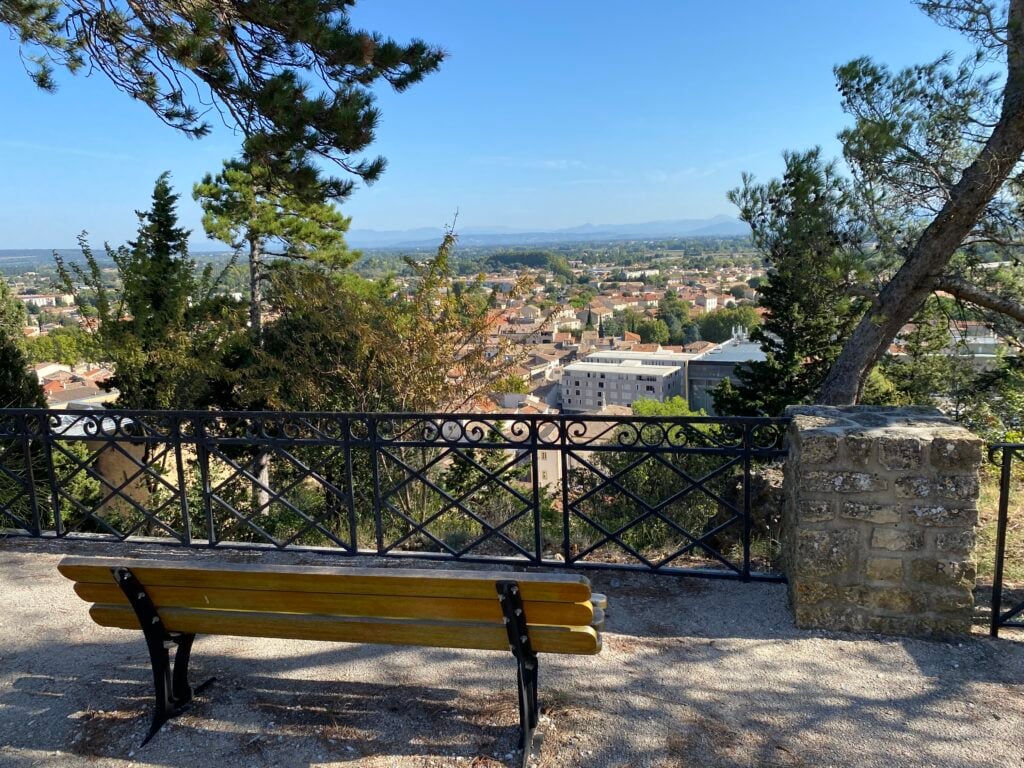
[0,1,976,248]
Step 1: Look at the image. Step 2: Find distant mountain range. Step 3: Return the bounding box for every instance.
[0,216,750,267]
[345,215,750,249]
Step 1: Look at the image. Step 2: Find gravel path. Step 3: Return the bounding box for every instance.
[1,538,1023,768]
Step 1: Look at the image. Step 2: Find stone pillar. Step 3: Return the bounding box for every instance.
[782,405,982,637]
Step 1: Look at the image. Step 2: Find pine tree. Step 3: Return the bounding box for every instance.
[713,150,868,416]
[0,331,46,408]
[57,174,233,410]
[194,153,354,357]
[4,1,444,199]
[0,277,28,344]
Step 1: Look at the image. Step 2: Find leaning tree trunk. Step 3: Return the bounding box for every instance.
[817,0,1024,405]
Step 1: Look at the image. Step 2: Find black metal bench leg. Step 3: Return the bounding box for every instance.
[497,581,539,768]
[112,567,214,747]
[514,651,539,765]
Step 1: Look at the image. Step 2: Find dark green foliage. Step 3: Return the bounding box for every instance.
[0,331,46,408]
[714,150,868,416]
[0,276,28,343]
[657,290,695,345]
[697,305,761,344]
[25,326,98,366]
[636,317,670,344]
[880,297,975,411]
[56,175,244,409]
[4,1,444,199]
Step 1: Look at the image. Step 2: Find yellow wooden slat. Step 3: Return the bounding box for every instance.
[74,583,593,626]
[59,557,591,603]
[89,604,602,655]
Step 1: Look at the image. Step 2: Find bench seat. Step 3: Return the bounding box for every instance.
[58,556,607,766]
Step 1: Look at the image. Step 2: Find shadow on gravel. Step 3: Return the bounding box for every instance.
[1,637,527,767]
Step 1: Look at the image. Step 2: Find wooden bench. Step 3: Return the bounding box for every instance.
[58,557,606,765]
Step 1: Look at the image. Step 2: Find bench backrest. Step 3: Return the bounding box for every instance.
[58,557,605,655]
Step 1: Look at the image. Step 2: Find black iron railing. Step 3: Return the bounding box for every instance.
[0,409,789,580]
[989,443,1024,636]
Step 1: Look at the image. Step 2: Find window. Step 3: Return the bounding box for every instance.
[598,382,604,389]
[646,385,655,392]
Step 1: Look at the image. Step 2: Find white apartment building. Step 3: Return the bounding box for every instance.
[584,349,696,369]
[560,360,685,412]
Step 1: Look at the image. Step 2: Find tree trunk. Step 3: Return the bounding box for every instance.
[817,0,1024,405]
[248,237,271,515]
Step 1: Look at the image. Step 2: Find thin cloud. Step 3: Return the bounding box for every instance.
[645,151,771,184]
[0,138,136,162]
[473,155,587,171]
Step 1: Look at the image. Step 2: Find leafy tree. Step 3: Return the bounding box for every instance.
[881,298,976,412]
[241,230,523,413]
[697,305,761,345]
[3,0,444,198]
[194,153,355,351]
[0,327,45,408]
[714,150,867,416]
[57,175,239,409]
[636,318,670,344]
[816,0,1024,403]
[0,277,27,344]
[26,326,98,366]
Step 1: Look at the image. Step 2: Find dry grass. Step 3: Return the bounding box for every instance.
[977,463,1024,586]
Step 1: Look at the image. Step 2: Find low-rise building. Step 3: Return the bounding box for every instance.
[686,334,767,415]
[560,360,685,412]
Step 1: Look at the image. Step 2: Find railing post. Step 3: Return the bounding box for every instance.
[38,411,63,536]
[370,416,384,554]
[529,418,542,563]
[19,412,41,536]
[990,446,1014,637]
[559,416,571,563]
[742,423,753,582]
[174,415,191,546]
[195,416,215,546]
[343,416,358,553]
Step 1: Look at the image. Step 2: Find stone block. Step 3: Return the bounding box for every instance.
[930,435,983,471]
[871,527,924,552]
[927,588,974,612]
[794,528,860,576]
[878,436,923,470]
[909,559,975,589]
[800,471,888,494]
[866,557,904,582]
[894,475,979,501]
[934,530,976,554]
[865,615,920,635]
[866,587,926,614]
[920,613,974,636]
[800,432,839,465]
[843,434,873,466]
[793,604,868,632]
[903,505,977,527]
[797,500,834,523]
[842,502,899,524]
[792,580,839,605]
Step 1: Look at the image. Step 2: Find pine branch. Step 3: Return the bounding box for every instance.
[934,273,1024,322]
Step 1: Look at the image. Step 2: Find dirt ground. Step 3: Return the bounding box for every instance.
[1,538,1023,768]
